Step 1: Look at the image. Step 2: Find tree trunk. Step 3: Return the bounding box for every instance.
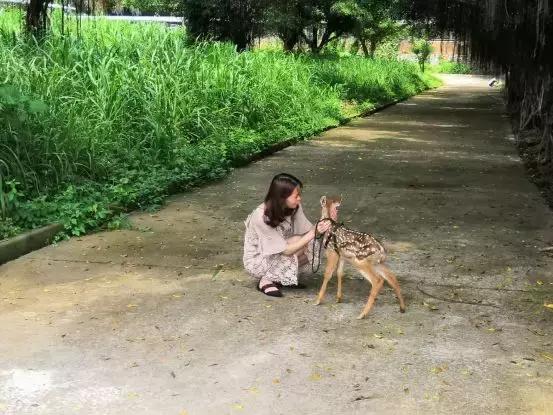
[26,0,50,35]
[360,39,370,57]
[281,34,299,52]
[234,35,250,52]
[369,41,377,59]
[318,28,332,52]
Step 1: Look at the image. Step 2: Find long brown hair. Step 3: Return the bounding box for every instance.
[264,173,303,228]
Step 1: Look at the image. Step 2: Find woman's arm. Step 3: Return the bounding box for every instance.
[283,229,315,256]
[282,220,330,256]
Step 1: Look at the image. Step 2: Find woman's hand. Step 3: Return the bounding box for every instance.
[315,220,331,234]
[284,221,331,256]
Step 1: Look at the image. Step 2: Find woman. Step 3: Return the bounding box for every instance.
[243,173,331,297]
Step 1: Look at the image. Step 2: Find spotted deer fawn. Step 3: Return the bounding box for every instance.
[314,196,406,319]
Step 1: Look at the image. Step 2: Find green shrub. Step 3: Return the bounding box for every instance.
[0,10,438,239]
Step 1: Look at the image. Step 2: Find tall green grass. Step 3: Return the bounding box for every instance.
[431,58,473,74]
[0,8,438,238]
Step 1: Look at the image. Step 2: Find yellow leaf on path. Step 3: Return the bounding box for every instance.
[544,303,553,310]
[179,411,189,415]
[423,301,439,311]
[272,378,280,384]
[232,403,244,410]
[309,373,322,381]
[172,294,182,298]
[373,333,383,339]
[540,352,553,361]
[431,365,448,374]
[537,280,544,286]
[127,304,138,308]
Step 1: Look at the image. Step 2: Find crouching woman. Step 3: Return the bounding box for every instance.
[243,173,330,297]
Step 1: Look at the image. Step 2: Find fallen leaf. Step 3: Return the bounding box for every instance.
[309,373,322,381]
[544,303,553,310]
[537,280,544,286]
[211,267,223,280]
[272,378,280,384]
[373,333,384,339]
[232,403,244,410]
[431,365,448,374]
[127,304,138,308]
[423,301,439,311]
[539,352,553,361]
[179,411,189,415]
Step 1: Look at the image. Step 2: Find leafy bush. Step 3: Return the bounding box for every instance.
[432,59,473,74]
[0,11,438,239]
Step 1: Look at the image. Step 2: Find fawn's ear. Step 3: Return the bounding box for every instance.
[320,196,327,207]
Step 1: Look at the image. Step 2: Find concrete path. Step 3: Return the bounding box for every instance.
[1,75,552,415]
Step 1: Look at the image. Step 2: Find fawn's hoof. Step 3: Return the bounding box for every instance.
[400,307,406,313]
[336,297,342,303]
[356,313,366,320]
[314,299,321,305]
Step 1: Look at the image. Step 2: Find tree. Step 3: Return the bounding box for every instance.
[264,0,360,54]
[408,0,553,167]
[179,0,267,51]
[351,0,405,58]
[303,0,360,53]
[411,39,433,72]
[264,0,307,52]
[118,0,181,15]
[26,0,50,35]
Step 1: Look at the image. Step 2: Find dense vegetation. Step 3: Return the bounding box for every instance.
[0,9,439,239]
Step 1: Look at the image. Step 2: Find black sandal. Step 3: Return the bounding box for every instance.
[274,282,307,289]
[257,283,283,297]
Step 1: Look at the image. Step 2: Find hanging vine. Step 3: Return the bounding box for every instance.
[409,0,553,172]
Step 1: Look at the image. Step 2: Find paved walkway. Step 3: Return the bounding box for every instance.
[1,75,552,415]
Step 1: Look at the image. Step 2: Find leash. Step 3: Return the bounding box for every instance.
[311,218,336,273]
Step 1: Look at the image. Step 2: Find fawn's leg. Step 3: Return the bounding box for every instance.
[314,250,340,305]
[356,262,384,319]
[375,264,406,313]
[336,258,345,303]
